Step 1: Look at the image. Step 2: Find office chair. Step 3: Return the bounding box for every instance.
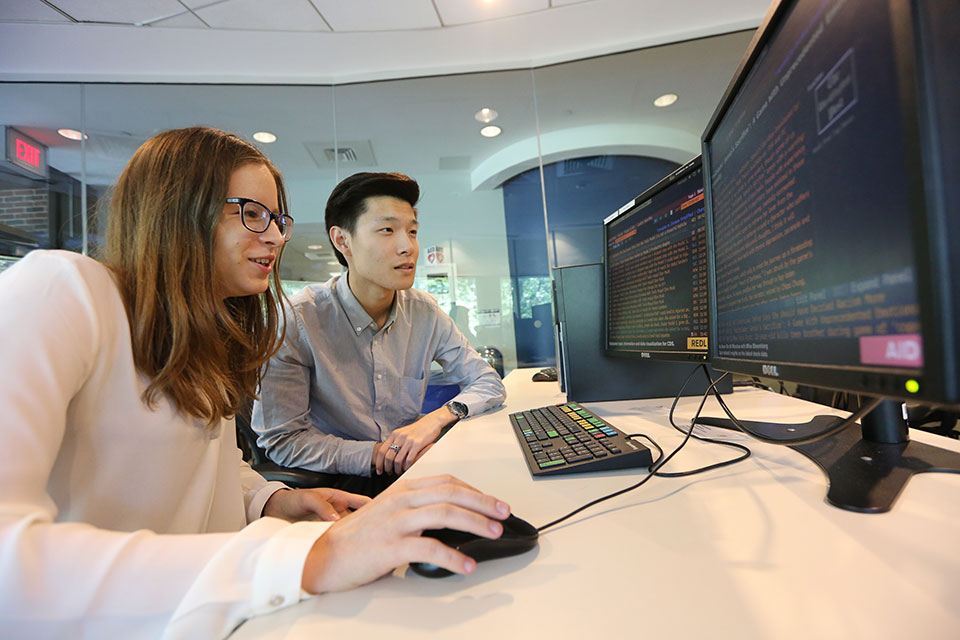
[235,401,341,489]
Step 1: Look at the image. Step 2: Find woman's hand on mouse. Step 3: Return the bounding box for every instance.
[300,474,510,593]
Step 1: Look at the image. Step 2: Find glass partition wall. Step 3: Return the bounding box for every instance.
[0,31,754,374]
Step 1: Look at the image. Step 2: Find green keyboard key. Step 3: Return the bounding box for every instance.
[538,460,566,468]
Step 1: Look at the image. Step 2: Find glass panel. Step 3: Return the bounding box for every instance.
[525,33,756,368]
[532,33,756,268]
[0,83,87,259]
[79,84,337,285]
[333,70,539,374]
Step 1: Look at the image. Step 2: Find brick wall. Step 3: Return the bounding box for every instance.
[0,188,49,236]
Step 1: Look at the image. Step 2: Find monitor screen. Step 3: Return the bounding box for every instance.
[603,157,708,362]
[699,0,960,512]
[703,0,947,403]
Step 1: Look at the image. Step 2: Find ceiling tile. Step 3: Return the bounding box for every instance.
[149,11,209,29]
[434,0,548,27]
[0,1,72,22]
[46,0,187,25]
[196,0,331,31]
[310,0,440,32]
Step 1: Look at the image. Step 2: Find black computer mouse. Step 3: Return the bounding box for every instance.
[409,514,539,578]
[532,367,558,382]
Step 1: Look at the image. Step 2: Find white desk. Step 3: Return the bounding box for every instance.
[235,370,960,639]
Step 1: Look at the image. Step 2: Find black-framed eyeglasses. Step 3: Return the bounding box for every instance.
[225,197,294,240]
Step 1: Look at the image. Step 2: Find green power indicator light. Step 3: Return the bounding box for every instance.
[905,379,920,394]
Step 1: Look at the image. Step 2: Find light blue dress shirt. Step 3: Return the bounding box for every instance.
[251,274,506,476]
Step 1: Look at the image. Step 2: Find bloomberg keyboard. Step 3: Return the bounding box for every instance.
[510,402,654,476]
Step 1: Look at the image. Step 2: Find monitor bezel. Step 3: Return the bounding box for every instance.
[602,154,710,363]
[701,0,957,406]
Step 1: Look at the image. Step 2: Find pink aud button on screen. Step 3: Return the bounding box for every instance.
[859,334,923,367]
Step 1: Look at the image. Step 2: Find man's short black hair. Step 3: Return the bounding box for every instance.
[325,172,420,267]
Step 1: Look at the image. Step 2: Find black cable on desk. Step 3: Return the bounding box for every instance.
[620,365,752,478]
[536,369,730,533]
[703,367,883,445]
[651,364,752,477]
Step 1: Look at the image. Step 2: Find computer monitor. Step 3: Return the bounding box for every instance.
[702,0,959,512]
[603,156,709,363]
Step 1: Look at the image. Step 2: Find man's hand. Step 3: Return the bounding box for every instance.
[301,475,510,593]
[263,487,371,522]
[374,405,459,475]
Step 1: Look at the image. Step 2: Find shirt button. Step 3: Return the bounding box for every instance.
[356,327,362,333]
[377,405,382,411]
[269,595,285,607]
[376,373,382,380]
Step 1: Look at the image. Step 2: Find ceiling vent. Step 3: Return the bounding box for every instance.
[557,155,614,177]
[85,132,148,160]
[304,140,377,169]
[327,147,357,163]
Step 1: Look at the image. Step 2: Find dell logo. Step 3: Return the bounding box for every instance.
[762,364,781,377]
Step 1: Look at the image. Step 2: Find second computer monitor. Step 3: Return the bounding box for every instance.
[603,156,708,362]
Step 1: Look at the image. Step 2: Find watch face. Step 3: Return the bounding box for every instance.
[448,401,467,418]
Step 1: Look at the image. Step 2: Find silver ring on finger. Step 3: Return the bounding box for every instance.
[389,444,401,452]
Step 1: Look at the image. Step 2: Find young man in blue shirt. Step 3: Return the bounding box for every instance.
[252,172,506,496]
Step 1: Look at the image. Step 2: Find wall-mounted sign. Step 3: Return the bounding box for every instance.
[425,245,445,265]
[4,127,48,179]
[477,308,502,327]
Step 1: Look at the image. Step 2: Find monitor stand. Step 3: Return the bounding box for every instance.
[696,399,960,513]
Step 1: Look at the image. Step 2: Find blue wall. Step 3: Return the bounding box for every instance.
[502,154,681,367]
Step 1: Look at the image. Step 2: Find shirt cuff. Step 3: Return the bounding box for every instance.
[251,520,332,616]
[451,393,487,419]
[247,481,290,522]
[339,439,377,476]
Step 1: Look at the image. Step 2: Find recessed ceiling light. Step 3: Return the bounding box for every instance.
[653,93,679,108]
[480,125,502,138]
[253,131,277,143]
[474,107,498,123]
[327,261,340,265]
[58,128,87,141]
[307,244,324,250]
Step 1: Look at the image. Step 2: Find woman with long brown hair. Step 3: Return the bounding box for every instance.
[0,127,510,638]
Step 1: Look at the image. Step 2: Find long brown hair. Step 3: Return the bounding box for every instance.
[100,127,287,425]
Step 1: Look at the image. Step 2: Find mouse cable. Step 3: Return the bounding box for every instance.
[654,365,751,477]
[536,369,728,533]
[619,366,751,478]
[702,367,883,445]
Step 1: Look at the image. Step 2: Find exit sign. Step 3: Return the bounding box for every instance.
[4,127,48,178]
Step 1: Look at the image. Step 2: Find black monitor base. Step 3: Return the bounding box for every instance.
[696,400,960,513]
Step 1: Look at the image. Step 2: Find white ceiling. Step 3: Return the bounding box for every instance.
[0,0,769,83]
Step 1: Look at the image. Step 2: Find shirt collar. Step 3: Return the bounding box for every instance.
[333,272,400,334]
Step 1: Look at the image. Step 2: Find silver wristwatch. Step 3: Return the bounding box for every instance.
[445,400,468,420]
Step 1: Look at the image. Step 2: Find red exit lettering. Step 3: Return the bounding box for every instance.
[16,138,41,168]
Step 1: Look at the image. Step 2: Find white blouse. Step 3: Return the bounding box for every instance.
[0,250,330,639]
